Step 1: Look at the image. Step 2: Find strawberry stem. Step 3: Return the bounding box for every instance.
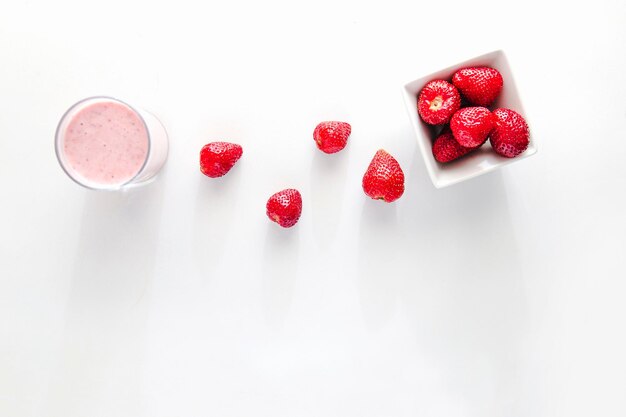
[429,96,443,111]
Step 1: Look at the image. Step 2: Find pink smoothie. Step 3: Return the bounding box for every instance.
[61,100,149,186]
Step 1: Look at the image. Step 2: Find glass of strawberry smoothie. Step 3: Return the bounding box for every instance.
[55,96,168,190]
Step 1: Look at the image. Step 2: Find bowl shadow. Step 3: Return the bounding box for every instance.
[356,145,530,413]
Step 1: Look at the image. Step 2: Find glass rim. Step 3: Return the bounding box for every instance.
[54,96,153,191]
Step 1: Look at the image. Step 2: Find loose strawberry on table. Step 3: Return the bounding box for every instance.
[199,142,243,178]
[266,189,303,228]
[313,121,351,154]
[362,149,405,203]
[417,80,461,125]
[490,108,530,158]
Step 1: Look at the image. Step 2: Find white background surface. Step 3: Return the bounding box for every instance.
[1,1,626,416]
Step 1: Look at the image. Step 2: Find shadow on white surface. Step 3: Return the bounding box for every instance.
[262,223,300,331]
[67,179,165,314]
[310,148,350,248]
[408,153,529,414]
[44,178,166,415]
[356,146,530,414]
[192,163,242,280]
[357,200,400,330]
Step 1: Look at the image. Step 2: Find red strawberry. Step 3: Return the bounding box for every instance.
[266,189,302,228]
[450,107,494,148]
[490,108,530,158]
[417,80,461,125]
[362,149,405,203]
[313,121,351,154]
[452,66,503,107]
[432,130,475,163]
[200,142,243,178]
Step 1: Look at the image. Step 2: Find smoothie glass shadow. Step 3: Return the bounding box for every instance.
[55,96,168,190]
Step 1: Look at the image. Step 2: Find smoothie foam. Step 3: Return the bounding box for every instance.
[61,100,149,186]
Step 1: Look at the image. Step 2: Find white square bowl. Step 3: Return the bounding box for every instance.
[402,50,537,188]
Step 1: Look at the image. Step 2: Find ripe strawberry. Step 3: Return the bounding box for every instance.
[362,149,405,203]
[450,107,494,148]
[452,66,503,107]
[200,142,243,178]
[490,108,530,158]
[432,130,475,163]
[313,121,351,154]
[417,80,461,125]
[266,188,302,228]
